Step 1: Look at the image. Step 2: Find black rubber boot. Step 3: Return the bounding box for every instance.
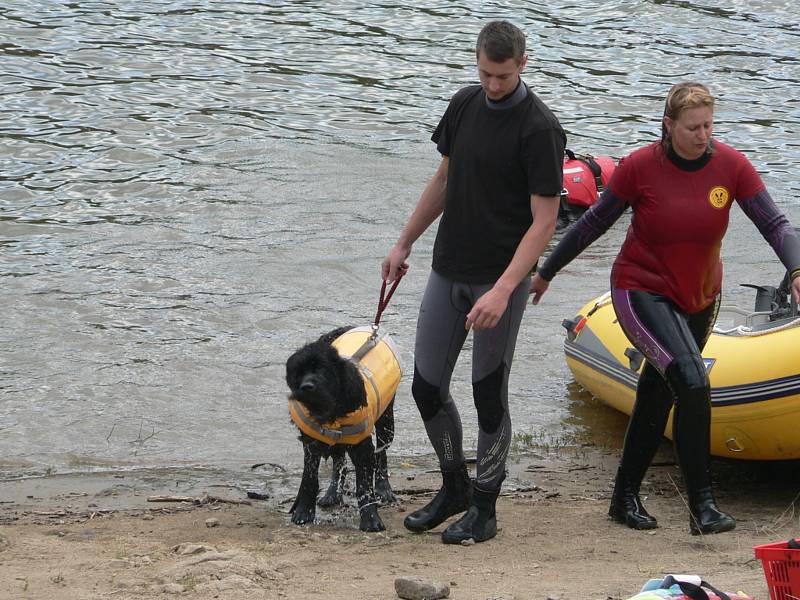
[441,483,498,544]
[609,364,671,530]
[403,464,472,532]
[688,487,736,535]
[665,360,735,535]
[608,467,658,530]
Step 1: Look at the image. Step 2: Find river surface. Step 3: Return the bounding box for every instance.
[1,1,799,484]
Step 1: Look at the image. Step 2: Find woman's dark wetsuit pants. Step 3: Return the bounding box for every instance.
[411,270,529,492]
[611,289,720,496]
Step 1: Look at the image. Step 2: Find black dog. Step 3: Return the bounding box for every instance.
[285,326,396,531]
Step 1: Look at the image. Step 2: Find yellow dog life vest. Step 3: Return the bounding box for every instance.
[288,326,402,446]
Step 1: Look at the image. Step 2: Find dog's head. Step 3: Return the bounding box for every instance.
[285,338,365,424]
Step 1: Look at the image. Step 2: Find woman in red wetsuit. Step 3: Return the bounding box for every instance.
[531,82,800,535]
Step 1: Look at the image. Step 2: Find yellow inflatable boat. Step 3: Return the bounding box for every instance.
[562,274,800,460]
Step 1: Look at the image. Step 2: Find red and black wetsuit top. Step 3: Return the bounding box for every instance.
[538,140,800,313]
[612,140,763,312]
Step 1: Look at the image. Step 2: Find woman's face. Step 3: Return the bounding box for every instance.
[664,106,714,160]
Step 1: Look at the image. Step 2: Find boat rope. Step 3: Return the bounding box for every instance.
[591,290,800,337]
[587,291,612,316]
[714,316,800,337]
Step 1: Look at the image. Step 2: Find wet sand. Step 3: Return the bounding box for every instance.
[1,442,798,599]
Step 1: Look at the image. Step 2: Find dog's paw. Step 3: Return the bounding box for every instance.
[290,500,316,525]
[359,506,385,532]
[317,488,343,508]
[375,476,397,505]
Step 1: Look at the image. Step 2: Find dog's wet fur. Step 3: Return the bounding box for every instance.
[285,326,396,531]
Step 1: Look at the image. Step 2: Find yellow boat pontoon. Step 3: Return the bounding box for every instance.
[562,271,800,461]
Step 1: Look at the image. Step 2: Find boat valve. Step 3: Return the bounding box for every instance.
[561,316,586,341]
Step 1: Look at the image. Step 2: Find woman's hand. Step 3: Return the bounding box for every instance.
[529,273,550,305]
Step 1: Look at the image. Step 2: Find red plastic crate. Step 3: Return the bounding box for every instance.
[755,540,800,600]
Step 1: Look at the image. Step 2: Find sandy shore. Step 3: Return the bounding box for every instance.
[1,442,798,600]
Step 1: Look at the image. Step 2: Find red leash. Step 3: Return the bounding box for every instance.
[350,276,405,362]
[373,275,403,329]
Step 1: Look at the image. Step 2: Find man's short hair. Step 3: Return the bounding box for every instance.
[476,20,526,63]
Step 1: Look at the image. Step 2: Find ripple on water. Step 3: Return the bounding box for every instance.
[0,0,798,478]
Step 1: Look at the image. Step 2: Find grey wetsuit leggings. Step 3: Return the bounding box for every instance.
[411,270,530,491]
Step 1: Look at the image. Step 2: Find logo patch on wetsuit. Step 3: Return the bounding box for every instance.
[708,186,729,209]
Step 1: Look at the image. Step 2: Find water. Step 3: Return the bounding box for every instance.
[1,1,799,483]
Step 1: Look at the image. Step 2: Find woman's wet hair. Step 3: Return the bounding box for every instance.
[476,20,526,63]
[661,82,716,153]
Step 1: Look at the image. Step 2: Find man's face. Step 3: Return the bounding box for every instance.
[477,51,526,100]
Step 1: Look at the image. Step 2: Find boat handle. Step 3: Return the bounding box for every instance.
[725,437,745,453]
[624,347,644,372]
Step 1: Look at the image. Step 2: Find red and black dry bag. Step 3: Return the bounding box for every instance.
[562,149,617,209]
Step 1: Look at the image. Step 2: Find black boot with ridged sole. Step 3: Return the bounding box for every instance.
[403,464,472,533]
[441,484,498,544]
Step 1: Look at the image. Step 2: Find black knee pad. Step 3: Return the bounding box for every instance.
[472,363,506,434]
[411,364,444,422]
[665,354,709,402]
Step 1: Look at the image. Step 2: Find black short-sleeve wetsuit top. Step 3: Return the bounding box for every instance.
[431,82,566,284]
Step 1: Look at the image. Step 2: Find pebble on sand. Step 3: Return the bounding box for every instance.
[394,575,450,600]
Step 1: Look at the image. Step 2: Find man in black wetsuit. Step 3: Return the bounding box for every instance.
[382,20,565,544]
